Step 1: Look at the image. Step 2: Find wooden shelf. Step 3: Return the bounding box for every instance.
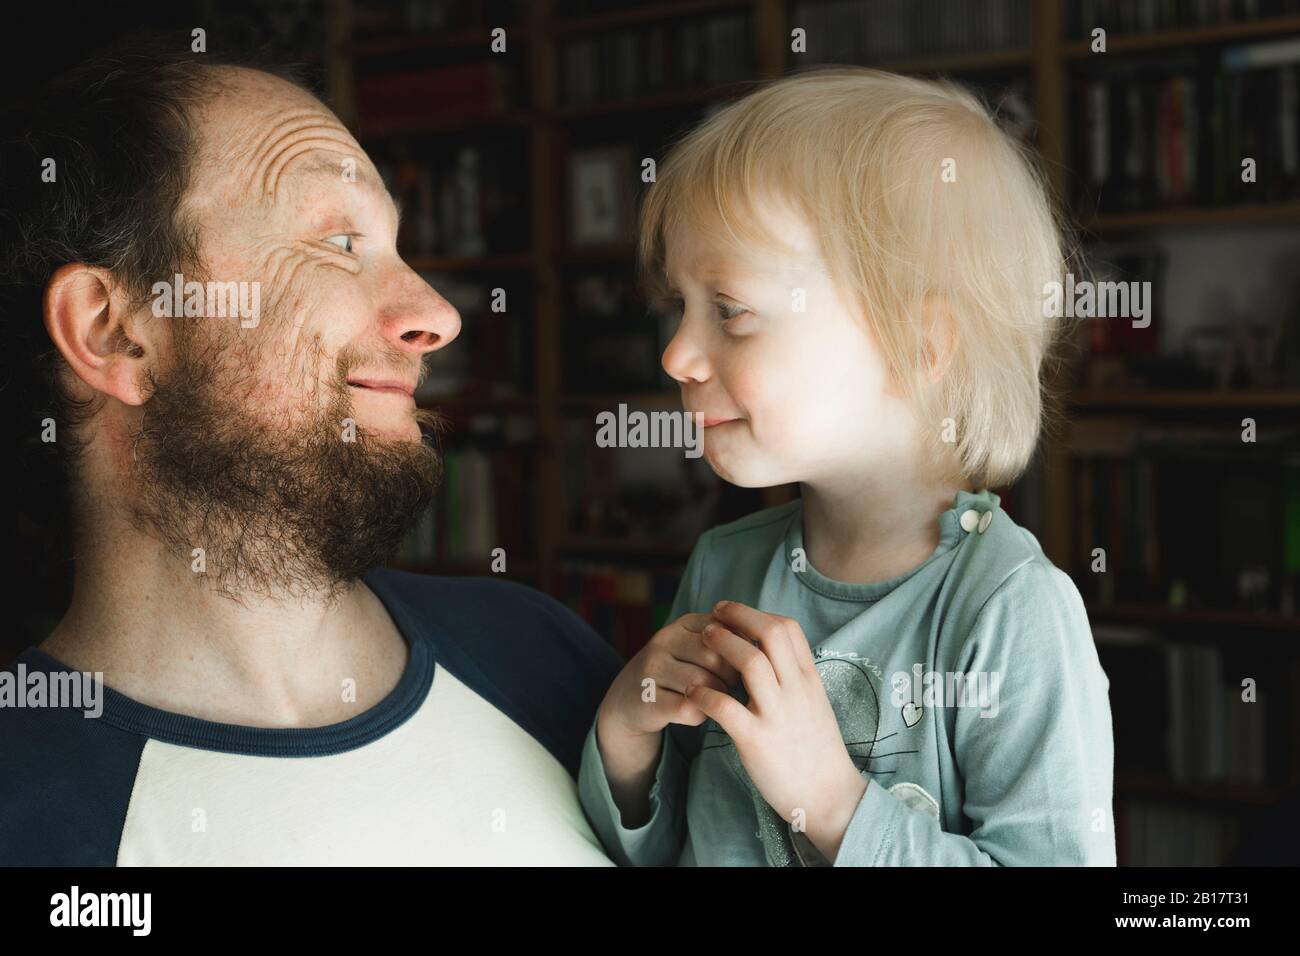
[860,47,1033,75]
[350,26,532,58]
[551,0,752,35]
[1084,200,1300,234]
[1072,389,1300,411]
[1063,14,1300,58]
[1088,603,1300,633]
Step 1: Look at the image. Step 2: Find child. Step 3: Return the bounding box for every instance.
[577,67,1115,866]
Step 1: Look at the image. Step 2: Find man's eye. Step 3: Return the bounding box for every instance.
[324,234,355,253]
[716,301,748,321]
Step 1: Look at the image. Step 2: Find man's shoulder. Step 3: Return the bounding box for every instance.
[362,569,622,777]
[0,655,146,865]
[365,568,619,669]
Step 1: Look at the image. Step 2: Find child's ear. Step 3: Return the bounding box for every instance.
[920,294,959,384]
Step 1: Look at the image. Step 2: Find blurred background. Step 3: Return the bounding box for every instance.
[6,0,1300,865]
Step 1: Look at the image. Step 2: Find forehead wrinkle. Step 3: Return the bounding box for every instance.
[253,119,363,198]
[266,137,368,200]
[243,109,338,177]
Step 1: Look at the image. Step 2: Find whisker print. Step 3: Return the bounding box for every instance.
[863,749,920,760]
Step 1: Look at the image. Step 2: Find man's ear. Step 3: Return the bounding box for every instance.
[43,263,161,407]
[921,294,959,384]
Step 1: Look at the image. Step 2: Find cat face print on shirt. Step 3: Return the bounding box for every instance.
[701,650,932,866]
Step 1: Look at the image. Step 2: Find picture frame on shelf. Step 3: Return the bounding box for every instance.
[567,145,635,248]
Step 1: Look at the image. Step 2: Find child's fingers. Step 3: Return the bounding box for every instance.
[666,629,742,686]
[651,659,729,699]
[711,601,802,684]
[684,683,753,739]
[672,612,712,634]
[665,692,710,727]
[700,621,779,705]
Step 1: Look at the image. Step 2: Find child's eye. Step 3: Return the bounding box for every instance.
[323,234,356,253]
[716,300,749,321]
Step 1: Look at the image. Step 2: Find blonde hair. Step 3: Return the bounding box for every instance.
[638,67,1074,489]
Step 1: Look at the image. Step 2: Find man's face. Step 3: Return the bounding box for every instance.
[130,68,461,598]
[183,67,460,442]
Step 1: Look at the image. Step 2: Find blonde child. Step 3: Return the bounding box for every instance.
[577,67,1115,866]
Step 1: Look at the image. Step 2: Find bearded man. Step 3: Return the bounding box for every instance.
[0,42,619,866]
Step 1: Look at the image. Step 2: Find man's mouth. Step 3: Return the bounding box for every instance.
[698,415,740,428]
[347,378,416,397]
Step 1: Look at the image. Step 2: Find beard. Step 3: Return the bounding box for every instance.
[127,321,443,604]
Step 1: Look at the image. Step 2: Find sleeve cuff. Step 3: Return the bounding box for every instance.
[577,719,688,866]
[831,776,907,867]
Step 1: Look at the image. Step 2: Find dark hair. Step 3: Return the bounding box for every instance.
[0,33,322,641]
[1,33,320,465]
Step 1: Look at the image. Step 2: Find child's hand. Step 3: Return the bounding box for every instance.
[595,612,741,827]
[687,600,869,862]
[598,612,741,741]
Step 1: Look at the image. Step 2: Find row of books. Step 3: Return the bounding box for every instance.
[1117,801,1240,865]
[1098,627,1275,785]
[357,61,521,130]
[396,444,535,563]
[375,147,528,258]
[789,0,1031,63]
[1065,0,1300,38]
[559,13,751,106]
[558,562,682,658]
[1073,49,1300,214]
[1067,422,1300,614]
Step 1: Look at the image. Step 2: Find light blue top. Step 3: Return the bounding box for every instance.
[578,489,1117,866]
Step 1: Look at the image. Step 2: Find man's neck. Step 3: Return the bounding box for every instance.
[40,524,409,729]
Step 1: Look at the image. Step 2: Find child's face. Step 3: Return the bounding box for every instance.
[660,201,919,489]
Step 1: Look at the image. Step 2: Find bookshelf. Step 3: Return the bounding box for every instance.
[324,0,1300,863]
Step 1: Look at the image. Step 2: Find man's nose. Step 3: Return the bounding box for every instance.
[661,315,711,385]
[378,266,462,355]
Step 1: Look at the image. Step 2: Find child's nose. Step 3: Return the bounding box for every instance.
[661,321,711,384]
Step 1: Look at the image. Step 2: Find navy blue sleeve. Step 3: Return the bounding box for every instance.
[0,662,146,866]
[363,570,623,779]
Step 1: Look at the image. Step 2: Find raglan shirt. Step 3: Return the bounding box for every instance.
[577,489,1118,866]
[0,570,622,866]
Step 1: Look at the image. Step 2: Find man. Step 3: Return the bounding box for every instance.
[0,42,619,865]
